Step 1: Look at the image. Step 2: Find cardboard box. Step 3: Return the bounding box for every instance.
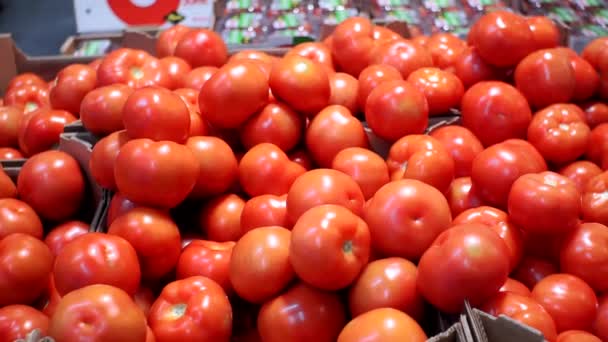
[73,0,214,33]
[464,302,546,342]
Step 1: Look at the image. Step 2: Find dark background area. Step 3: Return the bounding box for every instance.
[0,0,77,55]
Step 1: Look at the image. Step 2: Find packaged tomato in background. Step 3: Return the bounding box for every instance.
[322,7,362,25]
[569,0,605,11]
[223,12,267,30]
[422,0,463,13]
[462,0,508,14]
[224,0,268,14]
[587,8,608,27]
[268,0,314,15]
[430,8,471,36]
[373,7,429,36]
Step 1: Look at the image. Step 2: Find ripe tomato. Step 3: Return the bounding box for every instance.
[430,125,483,177]
[0,106,23,147]
[337,307,427,342]
[407,67,464,116]
[453,47,503,89]
[445,177,484,217]
[49,284,147,342]
[586,123,608,166]
[199,193,246,242]
[156,24,191,57]
[285,42,334,72]
[186,136,238,198]
[258,282,346,342]
[159,56,191,90]
[134,286,155,317]
[286,168,365,224]
[148,276,232,342]
[582,102,608,128]
[3,84,50,113]
[290,204,370,290]
[532,274,598,332]
[176,240,234,293]
[182,66,218,91]
[44,221,88,257]
[174,87,199,108]
[330,17,377,76]
[426,33,467,70]
[200,60,269,128]
[18,108,77,156]
[0,147,22,160]
[365,179,451,260]
[173,29,228,68]
[471,139,547,207]
[0,305,49,341]
[581,171,608,225]
[229,50,276,65]
[0,168,16,199]
[499,278,531,297]
[0,234,53,306]
[240,194,289,232]
[370,39,433,79]
[461,81,532,146]
[527,16,560,50]
[97,49,169,88]
[80,84,133,135]
[469,11,534,67]
[348,257,423,319]
[269,55,330,115]
[114,139,200,208]
[49,64,97,115]
[560,223,608,292]
[513,256,558,289]
[569,55,600,101]
[481,292,557,341]
[106,192,142,228]
[357,64,403,110]
[6,73,46,93]
[515,49,576,108]
[557,331,602,342]
[53,232,141,296]
[289,148,315,170]
[89,130,130,190]
[108,208,181,280]
[328,72,359,114]
[595,294,608,341]
[17,151,85,221]
[0,198,42,240]
[365,80,429,141]
[332,147,390,200]
[240,102,303,152]
[559,161,602,193]
[418,223,510,313]
[239,143,306,197]
[582,37,608,70]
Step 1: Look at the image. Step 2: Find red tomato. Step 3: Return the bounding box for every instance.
[174,87,199,108]
[582,37,608,70]
[173,29,228,68]
[49,64,97,115]
[44,221,88,257]
[453,47,503,89]
[370,39,433,79]
[148,276,232,342]
[240,102,304,152]
[0,168,16,199]
[581,171,608,224]
[230,226,294,302]
[557,331,602,342]
[329,72,359,114]
[365,179,451,260]
[80,84,133,135]
[372,25,402,43]
[106,192,141,227]
[199,193,246,242]
[258,282,346,342]
[159,56,191,90]
[285,42,335,72]
[200,60,269,128]
[89,130,130,190]
[287,168,365,224]
[513,256,558,289]
[426,33,466,70]
[461,81,532,146]
[582,102,608,128]
[330,17,378,76]
[515,49,576,108]
[97,49,169,89]
[412,35,429,47]
[0,147,23,160]
[445,177,484,217]
[49,284,147,342]
[89,58,102,71]
[560,223,608,293]
[469,11,535,67]
[0,305,49,341]
[407,67,464,116]
[338,308,426,342]
[0,198,43,240]
[306,105,369,167]
[357,64,403,110]
[418,223,510,313]
[229,50,276,65]
[527,16,560,50]
[0,234,53,306]
[332,147,390,200]
[182,66,218,91]
[594,294,608,341]
[499,278,531,297]
[430,125,483,177]
[349,257,424,319]
[0,106,23,147]
[570,55,600,101]
[240,194,289,232]
[6,73,46,93]
[559,161,602,193]
[17,151,85,221]
[114,139,199,208]
[239,143,306,197]
[186,136,238,198]
[531,274,598,332]
[365,80,429,141]
[4,84,50,113]
[176,240,234,293]
[586,123,608,166]
[53,232,141,296]
[18,108,77,156]
[471,139,547,207]
[156,25,191,57]
[289,148,315,170]
[134,286,155,317]
[108,208,181,280]
[481,292,557,341]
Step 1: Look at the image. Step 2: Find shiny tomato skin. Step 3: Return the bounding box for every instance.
[173,29,228,68]
[0,168,16,199]
[106,192,141,227]
[430,125,483,177]
[156,25,191,57]
[330,17,376,76]
[0,305,49,341]
[586,123,608,166]
[148,276,232,342]
[499,278,531,296]
[461,81,532,147]
[7,73,46,93]
[240,101,303,152]
[417,223,511,313]
[348,257,424,319]
[557,331,602,342]
[527,16,560,50]
[582,37,608,70]
[53,232,141,296]
[370,39,434,79]
[199,193,246,242]
[49,64,97,115]
[559,161,602,193]
[182,66,218,91]
[80,84,133,135]
[97,49,169,89]
[3,84,50,113]
[186,136,238,198]
[594,294,608,341]
[229,50,275,65]
[0,198,43,240]
[0,147,22,160]
[365,179,451,260]
[108,207,181,280]
[560,223,608,292]
[329,72,359,114]
[114,139,200,208]
[0,234,53,306]
[89,130,130,191]
[240,194,289,232]
[580,171,608,224]
[570,55,600,101]
[407,67,464,116]
[290,204,370,290]
[49,284,147,342]
[513,256,558,289]
[176,240,234,294]
[0,106,23,147]
[285,42,335,72]
[332,147,390,200]
[18,108,77,156]
[44,221,89,257]
[257,282,346,342]
[453,47,503,89]
[445,177,484,218]
[583,102,608,128]
[426,33,467,70]
[357,64,403,110]
[17,151,85,221]
[337,307,427,342]
[531,274,598,332]
[160,56,192,90]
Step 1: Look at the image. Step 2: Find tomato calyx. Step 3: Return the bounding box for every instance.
[169,303,187,319]
[130,67,145,80]
[24,102,39,113]
[343,240,354,254]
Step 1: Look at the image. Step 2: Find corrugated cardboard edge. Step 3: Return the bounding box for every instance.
[0,159,26,182]
[464,302,547,342]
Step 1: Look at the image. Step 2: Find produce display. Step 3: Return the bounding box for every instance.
[0,9,608,342]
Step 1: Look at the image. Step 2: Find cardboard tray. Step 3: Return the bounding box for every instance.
[464,302,546,342]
